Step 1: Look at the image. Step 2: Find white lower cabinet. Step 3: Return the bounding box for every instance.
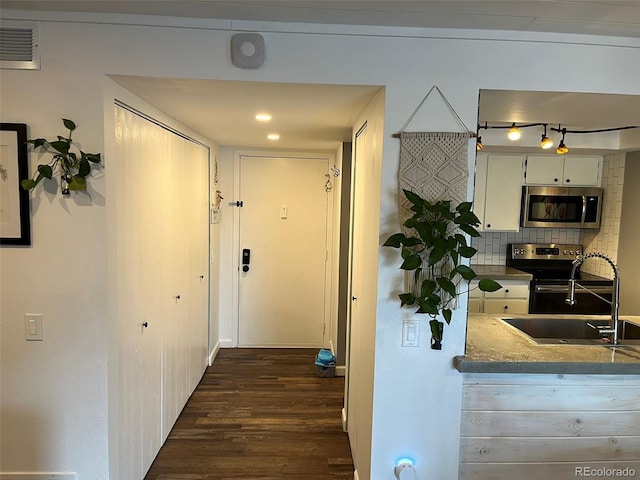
[469,280,529,314]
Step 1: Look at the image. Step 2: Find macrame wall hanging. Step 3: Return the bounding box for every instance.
[391,86,477,349]
[394,85,475,228]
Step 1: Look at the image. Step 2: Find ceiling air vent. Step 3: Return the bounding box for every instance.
[0,22,40,70]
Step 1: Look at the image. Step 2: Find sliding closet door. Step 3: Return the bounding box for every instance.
[112,104,210,477]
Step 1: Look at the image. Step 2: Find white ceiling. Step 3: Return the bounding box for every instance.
[4,1,640,38]
[4,1,640,150]
[109,76,381,151]
[479,90,640,129]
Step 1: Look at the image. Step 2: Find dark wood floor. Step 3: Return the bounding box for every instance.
[144,348,354,480]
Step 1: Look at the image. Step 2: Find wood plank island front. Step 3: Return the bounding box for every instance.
[455,313,640,479]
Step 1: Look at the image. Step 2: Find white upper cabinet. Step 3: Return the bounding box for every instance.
[525,155,602,186]
[474,153,524,232]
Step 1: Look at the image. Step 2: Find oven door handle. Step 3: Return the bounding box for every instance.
[535,285,613,294]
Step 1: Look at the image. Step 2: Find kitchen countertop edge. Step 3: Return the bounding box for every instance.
[456,313,640,375]
[471,264,533,281]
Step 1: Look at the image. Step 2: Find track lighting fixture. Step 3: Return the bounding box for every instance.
[540,124,554,149]
[557,127,569,154]
[507,123,521,140]
[476,122,639,152]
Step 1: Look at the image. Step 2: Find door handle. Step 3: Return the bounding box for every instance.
[242,248,251,272]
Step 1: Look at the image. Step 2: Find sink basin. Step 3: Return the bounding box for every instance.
[501,317,640,346]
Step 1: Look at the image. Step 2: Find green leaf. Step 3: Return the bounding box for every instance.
[62,118,76,131]
[21,178,37,190]
[400,253,421,270]
[458,246,478,258]
[27,138,47,149]
[50,140,70,155]
[428,238,447,265]
[383,233,406,248]
[414,223,432,244]
[453,264,477,281]
[399,293,416,306]
[414,267,422,284]
[420,279,436,299]
[403,189,425,207]
[434,220,447,236]
[68,175,87,191]
[454,212,481,226]
[450,249,459,266]
[429,319,443,340]
[455,201,473,213]
[442,309,452,324]
[437,277,457,297]
[403,236,422,247]
[38,164,53,179]
[459,224,480,237]
[454,233,467,246]
[83,152,101,163]
[417,300,438,315]
[479,278,502,292]
[78,159,91,177]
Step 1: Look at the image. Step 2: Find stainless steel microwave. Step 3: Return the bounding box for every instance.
[520,186,603,229]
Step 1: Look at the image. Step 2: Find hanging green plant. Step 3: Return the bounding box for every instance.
[384,189,501,349]
[22,118,101,194]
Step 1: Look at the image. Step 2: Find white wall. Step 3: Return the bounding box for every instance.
[1,9,639,479]
[618,151,640,316]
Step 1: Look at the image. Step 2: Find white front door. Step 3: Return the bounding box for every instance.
[238,155,329,347]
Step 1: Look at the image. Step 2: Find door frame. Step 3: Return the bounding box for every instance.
[229,149,337,348]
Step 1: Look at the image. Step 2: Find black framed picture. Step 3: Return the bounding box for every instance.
[1,123,31,245]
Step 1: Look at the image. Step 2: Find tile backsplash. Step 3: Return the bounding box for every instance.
[471,228,582,265]
[580,153,625,279]
[472,153,625,278]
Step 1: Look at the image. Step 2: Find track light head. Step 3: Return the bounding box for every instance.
[557,128,569,154]
[557,141,569,154]
[540,124,553,149]
[507,123,521,141]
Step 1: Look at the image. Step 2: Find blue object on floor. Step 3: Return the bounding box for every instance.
[315,348,336,367]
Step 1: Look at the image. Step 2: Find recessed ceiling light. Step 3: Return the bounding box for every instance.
[267,133,280,140]
[255,113,272,122]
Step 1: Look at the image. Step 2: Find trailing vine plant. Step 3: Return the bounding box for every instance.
[22,118,101,194]
[384,189,501,348]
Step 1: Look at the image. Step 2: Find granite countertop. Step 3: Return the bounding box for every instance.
[455,313,640,375]
[471,264,533,281]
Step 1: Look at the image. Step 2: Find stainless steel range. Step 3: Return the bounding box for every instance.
[506,243,614,314]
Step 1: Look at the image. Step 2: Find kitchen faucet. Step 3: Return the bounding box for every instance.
[565,252,621,344]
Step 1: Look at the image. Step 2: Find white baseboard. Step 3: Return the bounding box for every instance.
[335,365,346,377]
[219,338,235,348]
[208,340,221,366]
[0,474,77,480]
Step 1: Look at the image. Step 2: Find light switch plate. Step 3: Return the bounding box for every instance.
[402,319,419,347]
[211,208,221,224]
[24,313,43,341]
